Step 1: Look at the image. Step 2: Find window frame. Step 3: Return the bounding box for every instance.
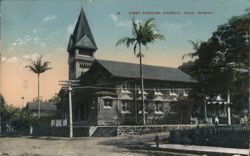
[121,100,131,113]
[154,102,164,114]
[103,99,113,109]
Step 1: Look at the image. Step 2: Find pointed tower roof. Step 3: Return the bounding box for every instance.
[67,8,97,52]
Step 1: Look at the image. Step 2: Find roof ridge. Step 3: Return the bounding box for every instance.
[95,59,197,83]
[96,59,178,69]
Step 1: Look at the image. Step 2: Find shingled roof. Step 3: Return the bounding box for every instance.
[67,8,97,52]
[96,59,197,83]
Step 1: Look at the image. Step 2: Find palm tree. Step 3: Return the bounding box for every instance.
[26,55,52,118]
[116,18,165,125]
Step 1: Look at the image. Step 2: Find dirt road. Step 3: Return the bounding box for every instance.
[0,133,200,156]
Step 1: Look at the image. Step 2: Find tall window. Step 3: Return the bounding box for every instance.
[121,100,130,113]
[170,102,177,112]
[138,101,148,114]
[104,99,113,108]
[155,102,163,113]
[139,102,143,111]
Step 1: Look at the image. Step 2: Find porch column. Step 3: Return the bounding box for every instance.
[204,97,208,123]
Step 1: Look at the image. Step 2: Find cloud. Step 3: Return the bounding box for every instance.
[45,54,51,58]
[25,38,31,42]
[47,30,61,40]
[3,56,19,63]
[67,20,77,35]
[12,38,27,47]
[109,14,118,22]
[22,53,40,60]
[22,55,31,60]
[22,53,51,61]
[18,41,25,45]
[31,36,43,45]
[55,47,65,53]
[2,53,50,67]
[89,0,92,2]
[67,24,74,34]
[42,15,57,22]
[12,36,32,46]
[10,35,47,50]
[16,38,21,42]
[39,42,46,48]
[116,20,131,28]
[24,35,31,39]
[1,56,6,62]
[109,14,135,29]
[161,20,194,34]
[108,13,132,28]
[1,56,20,64]
[24,35,32,42]
[33,29,37,33]
[33,37,39,41]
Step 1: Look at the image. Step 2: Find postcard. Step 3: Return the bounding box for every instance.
[0,0,249,155]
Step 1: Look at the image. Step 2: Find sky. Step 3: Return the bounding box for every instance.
[0,0,249,106]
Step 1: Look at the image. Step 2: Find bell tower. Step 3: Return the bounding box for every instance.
[67,8,97,80]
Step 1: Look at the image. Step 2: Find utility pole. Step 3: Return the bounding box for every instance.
[22,80,28,107]
[68,85,73,138]
[59,80,80,138]
[0,52,2,137]
[248,21,250,115]
[227,92,231,125]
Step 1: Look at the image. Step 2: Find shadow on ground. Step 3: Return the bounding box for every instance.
[98,133,238,156]
[98,133,202,156]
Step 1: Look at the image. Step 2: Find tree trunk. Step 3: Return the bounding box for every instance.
[248,22,250,116]
[38,74,40,118]
[134,83,137,124]
[139,43,146,125]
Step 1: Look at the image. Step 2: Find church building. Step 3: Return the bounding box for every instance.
[58,9,197,126]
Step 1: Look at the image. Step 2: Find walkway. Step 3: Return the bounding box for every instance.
[151,144,250,155]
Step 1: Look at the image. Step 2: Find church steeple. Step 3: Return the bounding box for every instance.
[67,8,97,53]
[68,8,97,80]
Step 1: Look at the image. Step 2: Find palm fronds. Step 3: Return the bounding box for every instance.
[116,17,165,55]
[116,37,136,48]
[25,55,52,74]
[182,40,201,60]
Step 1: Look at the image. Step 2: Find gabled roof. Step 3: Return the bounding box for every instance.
[96,59,197,83]
[75,34,96,49]
[67,8,97,52]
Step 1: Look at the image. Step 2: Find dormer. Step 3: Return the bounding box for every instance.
[153,88,164,96]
